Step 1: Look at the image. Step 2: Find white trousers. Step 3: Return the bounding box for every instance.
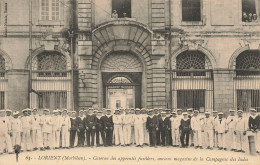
[143,123,149,144]
[226,129,236,149]
[255,132,260,152]
[171,129,179,146]
[61,127,70,147]
[218,133,226,148]
[134,124,144,146]
[131,126,135,144]
[114,125,124,145]
[12,132,21,146]
[204,130,213,148]
[123,124,131,145]
[22,129,32,151]
[0,131,12,153]
[43,132,52,147]
[193,130,202,147]
[52,130,61,148]
[32,129,43,148]
[236,131,245,151]
[214,130,218,147]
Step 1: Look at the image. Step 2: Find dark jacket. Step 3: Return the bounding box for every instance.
[146,115,159,130]
[96,116,105,131]
[180,118,191,131]
[103,115,113,130]
[84,114,97,129]
[159,117,171,130]
[248,115,260,131]
[77,116,85,131]
[70,117,78,130]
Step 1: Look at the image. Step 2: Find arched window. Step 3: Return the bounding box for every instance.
[32,51,67,77]
[109,77,132,84]
[236,50,260,75]
[173,51,213,112]
[30,51,71,111]
[0,55,6,109]
[235,50,260,112]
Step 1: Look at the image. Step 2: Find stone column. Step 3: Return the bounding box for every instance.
[213,69,234,115]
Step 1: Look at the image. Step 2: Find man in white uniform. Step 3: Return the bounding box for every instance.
[10,111,22,148]
[123,109,132,146]
[113,109,124,146]
[202,111,214,150]
[0,109,13,154]
[61,109,71,149]
[226,109,236,151]
[21,109,32,152]
[42,109,53,150]
[133,108,145,147]
[170,111,180,147]
[215,112,227,150]
[191,110,203,149]
[52,110,62,149]
[234,110,247,153]
[31,108,44,151]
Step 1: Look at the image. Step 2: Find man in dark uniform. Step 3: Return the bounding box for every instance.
[103,109,113,146]
[70,111,78,148]
[146,109,158,148]
[96,111,106,147]
[77,109,85,147]
[187,108,194,147]
[165,109,172,146]
[84,108,97,147]
[154,108,161,145]
[159,111,171,147]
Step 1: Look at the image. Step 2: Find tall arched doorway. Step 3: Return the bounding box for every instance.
[100,51,143,109]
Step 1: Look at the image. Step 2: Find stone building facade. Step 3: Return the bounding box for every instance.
[0,0,259,114]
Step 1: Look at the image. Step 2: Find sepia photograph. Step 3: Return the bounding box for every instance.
[0,0,260,164]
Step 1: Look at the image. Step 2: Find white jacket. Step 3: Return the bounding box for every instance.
[170,117,180,130]
[21,116,32,130]
[11,118,22,132]
[226,115,236,129]
[42,115,53,133]
[235,117,247,132]
[61,115,71,129]
[31,114,42,130]
[113,115,123,125]
[191,116,203,131]
[202,117,214,130]
[133,115,145,125]
[0,117,11,132]
[122,115,133,125]
[215,118,227,133]
[52,115,62,131]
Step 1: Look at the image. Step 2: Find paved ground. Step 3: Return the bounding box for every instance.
[0,145,259,165]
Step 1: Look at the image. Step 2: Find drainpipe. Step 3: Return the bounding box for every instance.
[168,0,173,110]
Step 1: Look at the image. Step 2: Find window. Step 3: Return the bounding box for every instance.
[236,50,260,76]
[182,0,201,21]
[237,90,260,112]
[242,0,258,22]
[176,51,207,76]
[40,0,60,21]
[0,92,4,109]
[0,55,5,77]
[32,51,67,77]
[112,0,131,18]
[38,91,67,110]
[177,90,205,112]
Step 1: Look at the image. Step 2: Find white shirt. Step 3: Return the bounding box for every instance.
[31,114,42,130]
[11,118,22,132]
[0,117,11,132]
[215,118,227,133]
[226,115,236,129]
[113,115,123,125]
[42,115,53,133]
[123,115,133,125]
[21,116,32,130]
[133,115,145,125]
[235,117,247,132]
[191,116,203,131]
[203,117,214,130]
[170,117,180,130]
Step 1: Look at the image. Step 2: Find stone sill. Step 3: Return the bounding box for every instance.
[37,20,65,26]
[180,21,204,26]
[242,21,260,26]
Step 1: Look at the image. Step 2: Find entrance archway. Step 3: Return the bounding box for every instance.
[100,51,143,109]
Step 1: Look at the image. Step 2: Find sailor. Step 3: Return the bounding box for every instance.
[113,109,124,146]
[248,108,260,154]
[176,109,183,147]
[96,110,106,147]
[52,110,62,149]
[21,108,32,152]
[42,109,53,150]
[10,111,22,147]
[180,112,191,148]
[77,109,85,147]
[85,108,97,147]
[61,109,70,149]
[187,108,194,147]
[156,108,162,145]
[122,109,132,146]
[212,110,218,147]
[165,109,172,146]
[146,109,158,147]
[159,111,171,147]
[70,111,78,148]
[170,111,180,147]
[226,109,236,151]
[31,108,44,150]
[202,111,214,150]
[104,109,113,146]
[191,110,203,149]
[133,108,145,147]
[130,108,135,145]
[0,109,13,154]
[57,109,63,148]
[215,112,227,150]
[141,108,149,145]
[234,110,247,153]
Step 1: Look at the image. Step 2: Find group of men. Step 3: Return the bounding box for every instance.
[0,107,259,155]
